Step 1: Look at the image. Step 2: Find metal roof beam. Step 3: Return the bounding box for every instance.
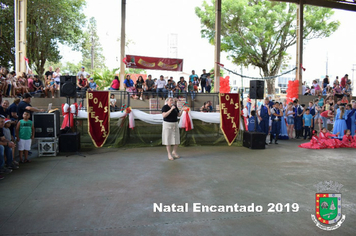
[270,0,356,12]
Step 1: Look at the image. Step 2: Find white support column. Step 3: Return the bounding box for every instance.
[296,1,303,95]
[119,0,126,90]
[14,0,27,74]
[214,0,221,92]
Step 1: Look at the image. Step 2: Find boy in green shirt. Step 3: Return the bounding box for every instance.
[16,111,34,163]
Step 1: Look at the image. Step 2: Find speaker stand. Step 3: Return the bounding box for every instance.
[65,95,86,158]
[254,97,257,132]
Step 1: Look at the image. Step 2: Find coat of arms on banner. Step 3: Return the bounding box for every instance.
[311,181,346,231]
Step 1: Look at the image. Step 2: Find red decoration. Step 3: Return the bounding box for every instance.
[219,76,230,93]
[300,64,306,71]
[125,55,183,71]
[286,80,299,103]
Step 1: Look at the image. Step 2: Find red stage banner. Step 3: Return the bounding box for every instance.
[219,93,240,145]
[87,91,110,148]
[125,55,183,71]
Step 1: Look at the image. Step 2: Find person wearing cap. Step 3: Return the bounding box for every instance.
[17,93,44,120]
[76,66,89,81]
[88,78,99,91]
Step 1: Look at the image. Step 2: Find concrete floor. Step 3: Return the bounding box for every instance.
[0,139,355,236]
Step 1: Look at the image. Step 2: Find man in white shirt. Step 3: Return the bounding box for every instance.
[156,75,167,99]
[76,66,89,80]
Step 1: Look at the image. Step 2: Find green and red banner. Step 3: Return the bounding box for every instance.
[87,91,110,148]
[219,93,240,145]
[124,55,183,71]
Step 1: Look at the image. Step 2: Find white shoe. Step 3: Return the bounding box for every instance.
[140,97,143,100]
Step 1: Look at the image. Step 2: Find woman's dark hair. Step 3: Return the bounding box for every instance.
[114,76,119,81]
[138,76,144,82]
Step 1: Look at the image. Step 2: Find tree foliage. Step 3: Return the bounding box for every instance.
[81,17,106,73]
[195,0,339,93]
[0,1,15,68]
[0,0,86,77]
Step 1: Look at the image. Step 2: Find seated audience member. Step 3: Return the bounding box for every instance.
[135,76,145,100]
[0,115,17,178]
[156,75,167,99]
[108,76,120,90]
[310,86,315,96]
[177,77,187,95]
[341,95,349,104]
[317,95,324,107]
[88,78,99,91]
[110,94,117,112]
[200,101,213,112]
[44,75,56,98]
[343,84,351,98]
[77,74,89,95]
[312,80,321,96]
[124,74,138,99]
[52,67,61,87]
[333,84,343,99]
[27,75,34,93]
[0,100,10,118]
[322,75,329,89]
[145,75,156,98]
[32,75,43,93]
[166,79,176,98]
[8,98,20,120]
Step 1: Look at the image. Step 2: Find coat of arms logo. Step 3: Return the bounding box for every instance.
[311,181,346,230]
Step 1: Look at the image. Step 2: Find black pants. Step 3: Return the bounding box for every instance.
[304,126,311,139]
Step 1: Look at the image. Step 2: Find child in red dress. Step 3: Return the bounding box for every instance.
[299,130,326,149]
[340,129,354,148]
[319,127,341,149]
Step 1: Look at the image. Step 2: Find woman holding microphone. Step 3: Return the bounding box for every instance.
[162,97,184,160]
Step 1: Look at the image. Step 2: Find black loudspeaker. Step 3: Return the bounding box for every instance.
[250,80,265,99]
[60,76,77,97]
[59,132,81,152]
[33,111,60,138]
[243,131,266,149]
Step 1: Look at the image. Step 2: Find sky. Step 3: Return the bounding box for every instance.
[60,0,356,87]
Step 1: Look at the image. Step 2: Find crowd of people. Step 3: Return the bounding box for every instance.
[120,69,214,101]
[1,64,216,102]
[0,93,44,180]
[245,92,356,149]
[303,74,352,99]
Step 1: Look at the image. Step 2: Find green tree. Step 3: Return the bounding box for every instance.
[0,2,15,68]
[81,17,106,73]
[0,0,86,77]
[196,0,339,94]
